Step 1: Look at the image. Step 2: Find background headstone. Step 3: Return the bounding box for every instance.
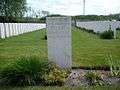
[46,17,72,69]
[76,21,120,34]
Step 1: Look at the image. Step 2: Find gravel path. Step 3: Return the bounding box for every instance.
[65,69,120,86]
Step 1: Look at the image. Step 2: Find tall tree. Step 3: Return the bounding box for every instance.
[0,0,27,22]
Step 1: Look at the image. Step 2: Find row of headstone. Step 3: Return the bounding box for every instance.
[76,21,120,38]
[0,23,46,39]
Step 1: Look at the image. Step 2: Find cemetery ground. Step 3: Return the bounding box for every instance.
[0,27,120,89]
[0,27,120,68]
[0,86,120,90]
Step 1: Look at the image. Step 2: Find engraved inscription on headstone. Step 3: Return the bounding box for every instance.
[46,17,72,69]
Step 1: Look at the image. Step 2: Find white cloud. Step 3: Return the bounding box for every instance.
[27,0,120,15]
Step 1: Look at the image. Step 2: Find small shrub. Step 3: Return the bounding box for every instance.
[100,30,114,39]
[44,34,47,40]
[107,55,120,77]
[41,63,70,86]
[0,56,48,86]
[85,71,105,86]
[0,57,69,86]
[116,28,120,31]
[88,30,94,33]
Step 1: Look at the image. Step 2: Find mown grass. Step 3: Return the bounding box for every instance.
[0,86,120,90]
[0,27,120,68]
[0,28,120,90]
[0,30,47,68]
[72,27,120,67]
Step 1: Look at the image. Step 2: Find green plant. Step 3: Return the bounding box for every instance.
[100,30,114,39]
[85,71,105,86]
[0,56,48,86]
[107,55,120,77]
[0,56,70,86]
[41,63,70,86]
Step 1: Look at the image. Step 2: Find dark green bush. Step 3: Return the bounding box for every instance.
[0,57,69,86]
[116,28,120,31]
[0,56,47,86]
[88,30,96,34]
[44,34,47,40]
[100,30,114,39]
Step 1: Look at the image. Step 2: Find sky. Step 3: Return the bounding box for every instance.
[27,0,120,16]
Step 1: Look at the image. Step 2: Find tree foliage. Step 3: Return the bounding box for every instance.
[0,0,27,22]
[72,14,120,21]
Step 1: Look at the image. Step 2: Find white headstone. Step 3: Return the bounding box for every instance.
[111,21,117,39]
[46,17,72,69]
[0,23,5,39]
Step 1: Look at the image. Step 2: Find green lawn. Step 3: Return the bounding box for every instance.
[0,86,120,90]
[72,27,120,67]
[0,27,120,68]
[0,30,47,68]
